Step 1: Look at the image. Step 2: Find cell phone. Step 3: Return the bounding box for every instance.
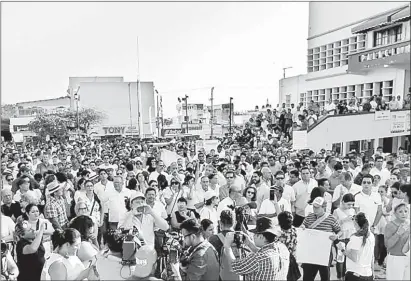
[270,189,276,201]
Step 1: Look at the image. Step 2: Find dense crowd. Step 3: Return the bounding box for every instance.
[1,109,410,281]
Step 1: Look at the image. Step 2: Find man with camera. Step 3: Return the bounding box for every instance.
[258,185,291,225]
[118,191,169,249]
[222,217,290,280]
[171,219,219,281]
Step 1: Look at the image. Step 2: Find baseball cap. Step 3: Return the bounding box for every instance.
[133,246,157,278]
[250,217,282,236]
[130,191,145,202]
[312,197,325,207]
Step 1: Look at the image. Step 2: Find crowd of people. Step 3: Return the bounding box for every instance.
[1,108,410,281]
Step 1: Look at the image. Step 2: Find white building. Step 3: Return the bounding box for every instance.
[279,2,410,154]
[69,77,158,138]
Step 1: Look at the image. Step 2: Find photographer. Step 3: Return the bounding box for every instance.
[222,217,290,280]
[118,191,169,249]
[258,185,291,225]
[1,241,19,281]
[171,219,219,281]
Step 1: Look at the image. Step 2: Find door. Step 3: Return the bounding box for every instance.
[383,137,393,153]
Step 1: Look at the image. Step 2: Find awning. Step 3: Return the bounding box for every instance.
[391,5,410,23]
[352,8,405,34]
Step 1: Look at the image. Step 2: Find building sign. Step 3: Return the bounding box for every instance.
[374,110,390,121]
[359,44,410,63]
[390,111,407,134]
[162,128,183,136]
[102,126,139,135]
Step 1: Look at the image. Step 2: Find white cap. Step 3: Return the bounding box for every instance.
[131,191,145,202]
[312,197,325,207]
[204,190,217,201]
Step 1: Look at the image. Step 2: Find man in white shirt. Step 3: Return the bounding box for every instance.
[333,172,362,208]
[370,156,390,187]
[118,192,169,249]
[342,156,355,175]
[217,185,242,219]
[106,176,133,230]
[274,171,295,210]
[258,185,291,225]
[354,174,383,234]
[145,187,167,220]
[292,167,317,227]
[324,99,336,115]
[251,171,270,212]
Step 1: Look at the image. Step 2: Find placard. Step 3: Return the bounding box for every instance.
[374,110,390,121]
[390,111,406,134]
[204,140,219,153]
[196,140,205,153]
[292,130,308,150]
[160,149,179,167]
[296,228,333,266]
[13,133,24,143]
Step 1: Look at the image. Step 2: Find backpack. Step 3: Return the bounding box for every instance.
[217,234,241,281]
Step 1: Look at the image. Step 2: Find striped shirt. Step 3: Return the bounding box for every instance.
[231,241,290,281]
[303,212,341,233]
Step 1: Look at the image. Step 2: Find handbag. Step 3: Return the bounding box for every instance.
[287,254,301,281]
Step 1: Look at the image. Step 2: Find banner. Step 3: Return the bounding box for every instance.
[292,130,308,150]
[390,111,407,134]
[160,149,179,167]
[374,110,390,121]
[296,228,333,266]
[406,111,410,133]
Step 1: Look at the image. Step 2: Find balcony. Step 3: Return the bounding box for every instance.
[347,40,410,73]
[306,109,410,152]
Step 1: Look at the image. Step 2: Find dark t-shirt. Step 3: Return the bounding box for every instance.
[209,230,232,258]
[16,239,45,281]
[1,202,22,219]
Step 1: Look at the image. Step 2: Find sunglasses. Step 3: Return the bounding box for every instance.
[171,182,179,185]
[247,191,255,195]
[151,184,158,187]
[276,177,285,180]
[7,178,13,181]
[343,161,349,164]
[226,176,234,179]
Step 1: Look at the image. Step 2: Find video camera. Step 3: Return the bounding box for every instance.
[161,232,183,263]
[227,205,248,248]
[107,227,144,266]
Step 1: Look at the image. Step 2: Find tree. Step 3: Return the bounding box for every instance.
[61,108,106,133]
[1,104,17,119]
[28,114,71,140]
[28,108,106,140]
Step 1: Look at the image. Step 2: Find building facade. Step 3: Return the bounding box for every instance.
[70,77,157,138]
[279,2,410,154]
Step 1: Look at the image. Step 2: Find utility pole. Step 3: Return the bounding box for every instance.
[229,97,233,135]
[156,90,160,137]
[282,66,293,79]
[184,95,189,134]
[128,83,133,137]
[210,87,214,139]
[73,86,80,139]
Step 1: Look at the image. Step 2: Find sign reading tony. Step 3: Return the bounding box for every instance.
[102,126,139,135]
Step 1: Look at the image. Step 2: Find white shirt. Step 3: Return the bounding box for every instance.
[217,197,235,219]
[370,167,390,187]
[96,253,130,280]
[332,183,362,203]
[324,103,336,115]
[354,191,382,225]
[199,206,218,232]
[259,197,291,225]
[13,189,41,202]
[106,188,132,223]
[293,179,317,217]
[346,234,375,276]
[282,184,296,203]
[1,215,15,242]
[94,181,115,214]
[151,201,168,219]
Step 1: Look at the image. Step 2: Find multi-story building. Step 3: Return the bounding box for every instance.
[9,96,71,139]
[279,2,410,154]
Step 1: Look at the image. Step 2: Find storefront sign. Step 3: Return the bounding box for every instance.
[102,126,139,135]
[374,110,390,121]
[162,128,183,136]
[390,111,407,134]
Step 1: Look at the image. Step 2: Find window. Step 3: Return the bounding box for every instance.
[374,25,402,47]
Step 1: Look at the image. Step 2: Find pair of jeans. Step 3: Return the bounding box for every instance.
[374,234,387,265]
[302,252,333,281]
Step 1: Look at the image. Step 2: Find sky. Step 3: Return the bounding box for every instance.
[2,2,309,117]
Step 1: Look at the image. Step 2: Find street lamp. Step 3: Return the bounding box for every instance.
[229,97,233,135]
[182,95,189,134]
[73,87,80,138]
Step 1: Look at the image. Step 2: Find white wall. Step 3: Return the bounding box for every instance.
[78,81,156,137]
[307,110,410,152]
[308,2,407,38]
[279,75,306,106]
